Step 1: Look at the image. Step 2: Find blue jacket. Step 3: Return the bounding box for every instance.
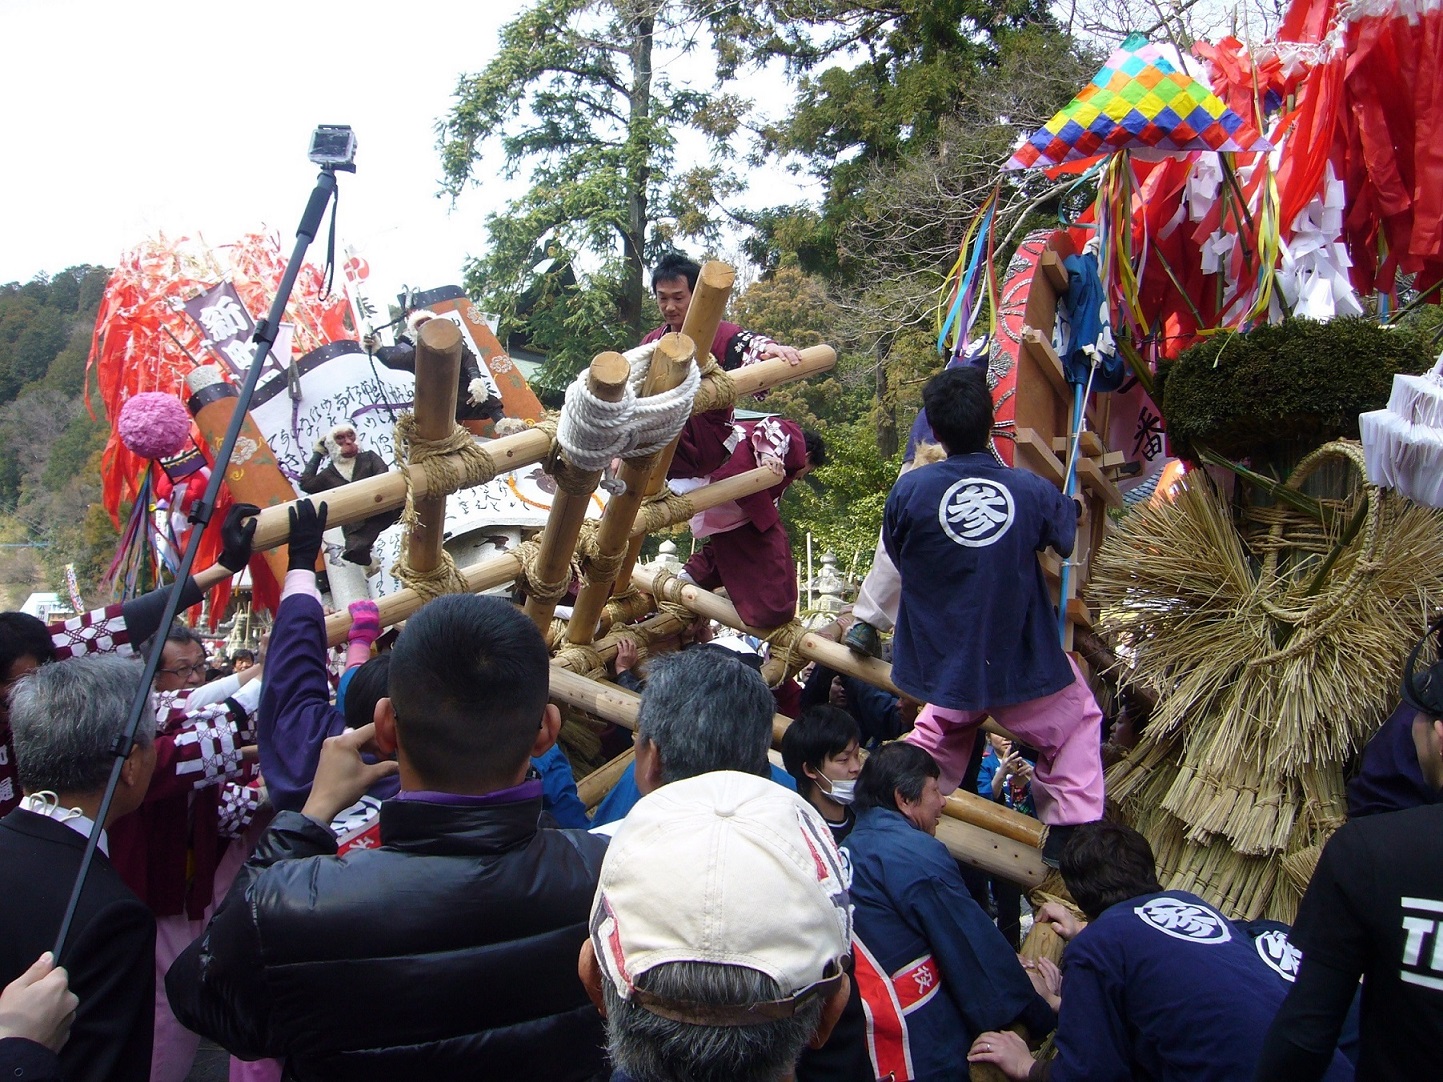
[1051,892,1353,1082]
[883,452,1075,710]
[590,759,797,827]
[842,807,1055,1081]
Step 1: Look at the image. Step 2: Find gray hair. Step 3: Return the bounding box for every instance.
[10,655,153,794]
[602,962,823,1082]
[637,649,773,784]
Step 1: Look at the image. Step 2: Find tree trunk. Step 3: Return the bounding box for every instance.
[875,337,898,458]
[620,1,656,346]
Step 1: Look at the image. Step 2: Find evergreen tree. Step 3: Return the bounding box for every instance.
[440,0,751,390]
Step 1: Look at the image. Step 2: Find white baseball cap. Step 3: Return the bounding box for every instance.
[590,771,852,1026]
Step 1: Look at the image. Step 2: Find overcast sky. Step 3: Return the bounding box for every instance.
[0,0,811,307]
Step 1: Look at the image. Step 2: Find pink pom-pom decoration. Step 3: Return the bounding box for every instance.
[118,392,193,460]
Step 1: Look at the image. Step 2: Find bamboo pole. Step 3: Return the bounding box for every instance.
[566,333,696,644]
[246,349,834,555]
[524,352,631,633]
[547,663,1047,883]
[250,426,555,550]
[612,262,736,591]
[318,465,774,648]
[577,749,636,809]
[406,319,463,575]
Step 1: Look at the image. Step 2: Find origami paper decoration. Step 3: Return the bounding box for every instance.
[1006,34,1270,170]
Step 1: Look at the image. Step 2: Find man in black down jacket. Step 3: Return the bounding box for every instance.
[165,594,609,1080]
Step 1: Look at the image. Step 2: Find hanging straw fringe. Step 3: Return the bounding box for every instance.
[1093,444,1443,919]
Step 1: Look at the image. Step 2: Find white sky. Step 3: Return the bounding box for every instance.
[0,0,814,308]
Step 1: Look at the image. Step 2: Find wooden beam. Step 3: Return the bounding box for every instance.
[524,352,631,633]
[1040,247,1070,294]
[1051,432,1105,458]
[1076,455,1124,509]
[577,749,635,809]
[406,318,463,575]
[549,663,1047,883]
[1016,427,1067,488]
[1021,328,1070,401]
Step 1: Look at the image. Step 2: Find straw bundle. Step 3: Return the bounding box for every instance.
[1093,442,1443,919]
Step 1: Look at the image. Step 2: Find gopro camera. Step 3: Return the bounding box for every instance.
[308,125,357,172]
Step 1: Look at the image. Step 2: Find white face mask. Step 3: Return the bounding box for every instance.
[820,776,857,806]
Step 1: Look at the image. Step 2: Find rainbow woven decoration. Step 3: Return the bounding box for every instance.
[1006,34,1269,170]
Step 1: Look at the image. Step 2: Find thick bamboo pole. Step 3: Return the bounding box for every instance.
[612,262,736,591]
[250,426,554,550]
[247,349,834,555]
[318,464,772,648]
[524,352,631,633]
[577,749,635,809]
[630,564,1042,846]
[406,319,463,575]
[547,664,1047,883]
[567,334,695,644]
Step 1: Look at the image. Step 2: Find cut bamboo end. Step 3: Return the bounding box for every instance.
[589,351,631,396]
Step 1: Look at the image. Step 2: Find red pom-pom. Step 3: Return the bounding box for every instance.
[118,392,192,460]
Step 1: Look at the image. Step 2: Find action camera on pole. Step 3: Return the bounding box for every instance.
[308,125,357,172]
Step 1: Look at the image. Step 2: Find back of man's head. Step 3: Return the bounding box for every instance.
[923,365,993,454]
[10,655,150,796]
[589,772,851,1082]
[637,650,773,784]
[386,594,549,792]
[1059,820,1164,921]
[854,740,938,813]
[0,612,55,676]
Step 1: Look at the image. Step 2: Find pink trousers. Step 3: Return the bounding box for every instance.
[152,819,283,1082]
[904,656,1104,826]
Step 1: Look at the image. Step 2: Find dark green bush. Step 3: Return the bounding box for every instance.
[1158,318,1433,470]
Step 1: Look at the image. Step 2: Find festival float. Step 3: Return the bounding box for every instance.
[83,0,1443,934]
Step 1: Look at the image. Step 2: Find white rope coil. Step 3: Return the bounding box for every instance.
[556,341,701,471]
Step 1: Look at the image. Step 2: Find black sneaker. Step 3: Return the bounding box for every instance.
[844,620,883,659]
[1041,823,1080,868]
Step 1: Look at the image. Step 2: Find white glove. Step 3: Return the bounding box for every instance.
[312,439,328,456]
[466,378,489,407]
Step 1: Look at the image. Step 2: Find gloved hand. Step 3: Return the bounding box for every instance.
[287,501,329,572]
[218,503,261,572]
[362,334,377,353]
[467,377,489,407]
[313,438,328,457]
[347,600,382,648]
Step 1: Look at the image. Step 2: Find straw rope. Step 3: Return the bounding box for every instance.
[635,487,698,534]
[692,350,739,414]
[1093,444,1443,919]
[514,536,576,606]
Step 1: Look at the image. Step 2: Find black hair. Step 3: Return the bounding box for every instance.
[387,594,550,791]
[232,648,255,663]
[803,430,827,468]
[1059,820,1164,921]
[854,741,939,813]
[343,654,390,731]
[651,252,701,292]
[0,612,55,677]
[1400,619,1443,718]
[781,706,860,798]
[923,366,993,454]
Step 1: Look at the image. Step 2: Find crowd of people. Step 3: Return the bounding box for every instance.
[0,253,1438,1082]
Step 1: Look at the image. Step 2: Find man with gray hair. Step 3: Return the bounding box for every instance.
[591,646,780,836]
[0,655,158,1082]
[579,770,853,1082]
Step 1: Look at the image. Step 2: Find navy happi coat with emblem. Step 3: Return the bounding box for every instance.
[882,451,1075,711]
[1050,891,1352,1081]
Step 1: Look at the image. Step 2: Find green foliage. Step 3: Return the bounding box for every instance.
[1159,318,1434,470]
[783,417,901,576]
[0,267,116,606]
[440,0,746,388]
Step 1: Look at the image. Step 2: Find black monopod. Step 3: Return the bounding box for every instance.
[51,124,358,959]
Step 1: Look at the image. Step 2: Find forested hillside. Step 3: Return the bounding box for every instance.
[0,267,116,609]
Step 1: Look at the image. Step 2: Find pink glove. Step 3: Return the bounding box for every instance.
[345,601,382,670]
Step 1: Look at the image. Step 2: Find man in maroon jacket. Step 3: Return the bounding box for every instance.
[644,252,802,479]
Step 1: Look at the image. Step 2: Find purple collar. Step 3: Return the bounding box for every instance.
[390,777,543,808]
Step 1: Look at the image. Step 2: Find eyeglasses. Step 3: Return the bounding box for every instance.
[158,662,208,680]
